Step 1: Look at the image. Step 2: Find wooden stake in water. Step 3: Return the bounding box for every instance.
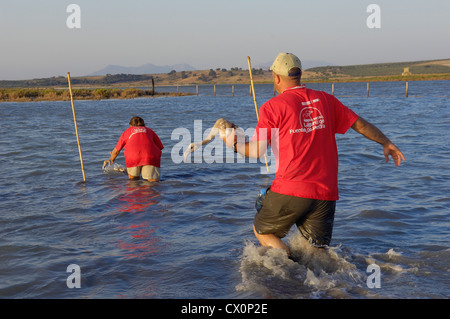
[67,72,86,182]
[247,56,270,173]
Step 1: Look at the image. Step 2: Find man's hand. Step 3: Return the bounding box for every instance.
[383,143,406,167]
[221,128,237,149]
[220,128,268,158]
[102,160,112,170]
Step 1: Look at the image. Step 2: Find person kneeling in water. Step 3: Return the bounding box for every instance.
[105,116,164,182]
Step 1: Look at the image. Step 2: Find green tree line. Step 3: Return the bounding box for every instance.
[0,74,154,88]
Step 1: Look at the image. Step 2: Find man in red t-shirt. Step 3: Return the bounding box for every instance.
[224,53,405,256]
[106,116,164,182]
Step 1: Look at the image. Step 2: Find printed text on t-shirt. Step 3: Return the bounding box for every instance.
[128,127,147,139]
[290,106,326,134]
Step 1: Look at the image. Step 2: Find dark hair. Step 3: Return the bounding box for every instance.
[288,67,302,81]
[129,116,145,126]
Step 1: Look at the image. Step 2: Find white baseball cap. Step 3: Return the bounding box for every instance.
[270,53,302,76]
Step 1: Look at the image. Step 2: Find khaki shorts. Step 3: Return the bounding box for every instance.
[127,165,160,181]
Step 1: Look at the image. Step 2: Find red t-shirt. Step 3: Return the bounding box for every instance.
[252,85,359,200]
[115,126,164,168]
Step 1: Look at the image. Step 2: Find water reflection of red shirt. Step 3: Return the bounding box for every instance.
[115,126,164,168]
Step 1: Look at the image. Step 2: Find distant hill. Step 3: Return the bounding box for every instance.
[1,58,449,88]
[0,74,156,88]
[91,60,334,77]
[89,63,196,76]
[255,60,336,70]
[307,59,450,79]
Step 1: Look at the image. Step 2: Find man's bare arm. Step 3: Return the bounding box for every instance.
[109,148,120,163]
[222,130,268,159]
[351,117,405,166]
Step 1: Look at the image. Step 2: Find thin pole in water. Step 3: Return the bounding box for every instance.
[67,72,86,182]
[247,56,270,173]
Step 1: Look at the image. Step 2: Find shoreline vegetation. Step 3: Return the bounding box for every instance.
[0,87,192,103]
[1,58,449,103]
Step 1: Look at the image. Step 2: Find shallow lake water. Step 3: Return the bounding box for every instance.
[0,81,448,299]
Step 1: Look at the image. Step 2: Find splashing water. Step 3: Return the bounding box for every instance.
[236,234,396,298]
[103,163,128,175]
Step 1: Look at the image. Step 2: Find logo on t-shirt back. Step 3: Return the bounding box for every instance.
[289,99,326,134]
[129,127,147,139]
[298,106,325,134]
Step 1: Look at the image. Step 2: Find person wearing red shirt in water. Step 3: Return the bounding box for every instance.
[223,53,405,256]
[107,116,164,182]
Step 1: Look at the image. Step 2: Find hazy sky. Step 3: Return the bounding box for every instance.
[1,0,449,80]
